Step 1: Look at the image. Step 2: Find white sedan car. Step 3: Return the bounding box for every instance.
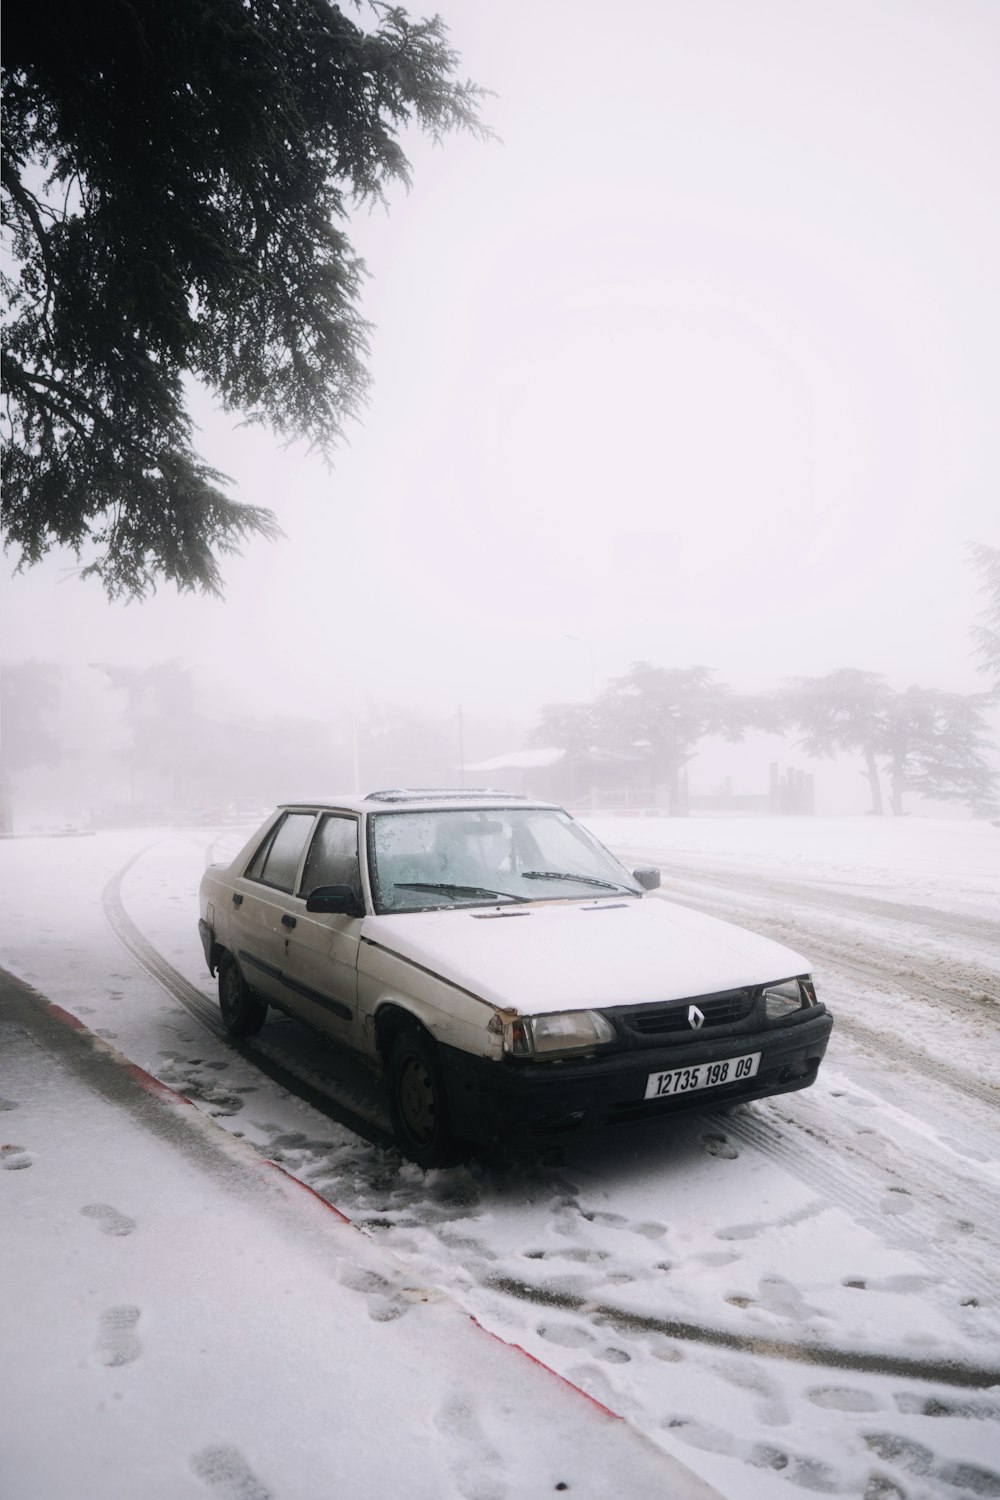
[199,790,833,1166]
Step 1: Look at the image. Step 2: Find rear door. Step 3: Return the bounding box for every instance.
[278,813,364,1043]
[229,810,318,1002]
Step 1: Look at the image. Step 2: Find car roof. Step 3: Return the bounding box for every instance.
[276,789,560,815]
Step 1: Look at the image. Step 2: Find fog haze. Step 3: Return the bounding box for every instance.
[3,0,998,811]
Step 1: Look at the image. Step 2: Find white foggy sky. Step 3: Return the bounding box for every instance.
[3,0,998,730]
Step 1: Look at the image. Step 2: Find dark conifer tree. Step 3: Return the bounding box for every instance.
[2,1,486,597]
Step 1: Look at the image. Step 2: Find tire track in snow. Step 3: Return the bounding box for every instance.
[615,850,1000,949]
[481,1275,1000,1391]
[710,1099,1000,1311]
[102,841,223,1035]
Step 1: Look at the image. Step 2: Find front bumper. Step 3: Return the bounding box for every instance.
[439,1010,833,1146]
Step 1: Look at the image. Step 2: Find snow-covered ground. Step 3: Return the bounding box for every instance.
[584,813,1000,922]
[2,816,999,1499]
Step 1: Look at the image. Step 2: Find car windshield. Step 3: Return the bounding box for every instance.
[369,806,642,913]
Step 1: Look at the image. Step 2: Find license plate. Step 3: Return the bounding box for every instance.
[644,1052,761,1101]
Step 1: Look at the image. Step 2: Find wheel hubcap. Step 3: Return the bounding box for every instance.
[399,1057,436,1143]
[223,970,239,1017]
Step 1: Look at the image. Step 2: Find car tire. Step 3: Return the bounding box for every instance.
[387,1026,461,1169]
[218,954,268,1038]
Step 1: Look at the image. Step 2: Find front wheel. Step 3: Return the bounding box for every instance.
[387,1027,461,1169]
[218,954,268,1038]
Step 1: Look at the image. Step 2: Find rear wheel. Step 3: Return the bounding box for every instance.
[218,954,268,1038]
[387,1027,461,1169]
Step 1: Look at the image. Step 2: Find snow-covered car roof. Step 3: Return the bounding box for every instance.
[276,789,560,814]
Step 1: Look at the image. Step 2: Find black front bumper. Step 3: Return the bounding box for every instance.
[439,1010,833,1147]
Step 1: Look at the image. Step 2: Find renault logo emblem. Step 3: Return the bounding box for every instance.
[688,1005,705,1029]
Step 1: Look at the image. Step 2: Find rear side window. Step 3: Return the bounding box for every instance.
[300,815,361,896]
[246,812,315,892]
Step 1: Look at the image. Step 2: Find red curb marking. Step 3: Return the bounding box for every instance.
[257,1157,352,1223]
[469,1314,624,1421]
[46,1003,86,1031]
[121,1059,195,1106]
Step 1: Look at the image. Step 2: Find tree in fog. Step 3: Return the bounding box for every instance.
[529,702,602,757]
[969,543,1000,692]
[593,663,774,809]
[2,1,486,599]
[784,669,996,815]
[881,686,996,816]
[94,661,204,806]
[782,669,894,814]
[0,659,62,774]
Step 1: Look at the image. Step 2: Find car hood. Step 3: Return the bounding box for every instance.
[362,894,811,1015]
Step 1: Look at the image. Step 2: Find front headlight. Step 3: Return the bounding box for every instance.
[503,1010,616,1058]
[763,977,817,1020]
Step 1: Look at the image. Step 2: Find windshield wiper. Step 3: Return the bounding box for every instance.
[392,882,530,904]
[521,870,638,893]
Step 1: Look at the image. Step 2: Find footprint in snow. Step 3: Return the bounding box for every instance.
[865,1431,1000,1497]
[433,1396,506,1500]
[755,1274,824,1322]
[80,1202,137,1236]
[336,1262,411,1322]
[2,1144,32,1169]
[701,1133,738,1160]
[664,1420,841,1491]
[632,1220,668,1240]
[98,1305,141,1367]
[537,1322,595,1351]
[0,1098,21,1112]
[713,1222,762,1241]
[191,1445,274,1500]
[596,1346,631,1364]
[894,1392,1000,1421]
[524,1247,609,1264]
[808,1386,882,1413]
[717,1360,788,1426]
[578,1209,627,1227]
[540,1325,628,1364]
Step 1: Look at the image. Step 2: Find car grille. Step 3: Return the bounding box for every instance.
[615,988,757,1037]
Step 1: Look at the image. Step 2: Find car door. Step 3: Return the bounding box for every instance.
[277,812,364,1044]
[229,810,318,1004]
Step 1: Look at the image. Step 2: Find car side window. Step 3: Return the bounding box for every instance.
[300,815,361,897]
[246,812,316,893]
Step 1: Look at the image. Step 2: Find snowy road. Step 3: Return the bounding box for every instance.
[2,820,999,1499]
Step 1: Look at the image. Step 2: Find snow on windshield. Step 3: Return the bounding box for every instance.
[369,806,641,912]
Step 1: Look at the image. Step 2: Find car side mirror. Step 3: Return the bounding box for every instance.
[632,866,660,891]
[305,884,365,917]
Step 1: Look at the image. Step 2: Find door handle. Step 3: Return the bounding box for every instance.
[281,913,297,929]
[232,892,243,907]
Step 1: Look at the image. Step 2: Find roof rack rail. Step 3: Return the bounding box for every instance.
[364,788,526,803]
